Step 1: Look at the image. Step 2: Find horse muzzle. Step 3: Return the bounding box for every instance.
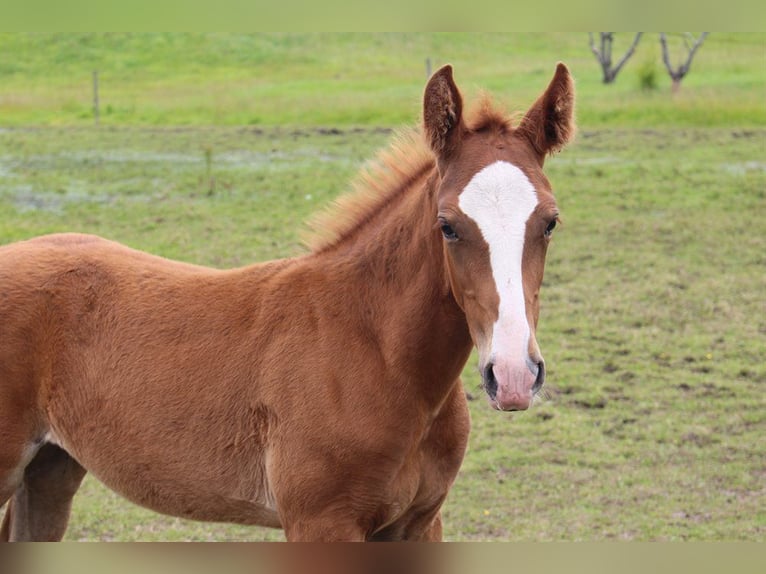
[482,359,545,411]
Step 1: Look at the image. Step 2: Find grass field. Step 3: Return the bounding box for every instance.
[1,33,764,541]
[1,33,764,128]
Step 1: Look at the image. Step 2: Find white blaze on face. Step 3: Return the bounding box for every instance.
[458,161,539,370]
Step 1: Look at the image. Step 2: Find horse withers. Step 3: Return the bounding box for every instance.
[0,64,574,541]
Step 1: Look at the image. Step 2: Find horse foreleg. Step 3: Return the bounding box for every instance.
[283,515,369,542]
[0,501,12,541]
[416,512,443,541]
[2,444,86,541]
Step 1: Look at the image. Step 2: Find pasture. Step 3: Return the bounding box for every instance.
[0,33,764,541]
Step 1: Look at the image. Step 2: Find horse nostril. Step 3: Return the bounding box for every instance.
[483,363,498,399]
[532,361,545,394]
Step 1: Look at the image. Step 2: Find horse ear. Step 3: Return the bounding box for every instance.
[423,65,464,162]
[517,63,575,162]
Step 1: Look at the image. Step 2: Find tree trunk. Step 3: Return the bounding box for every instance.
[660,33,709,93]
[589,32,642,85]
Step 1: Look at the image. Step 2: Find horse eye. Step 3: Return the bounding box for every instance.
[441,223,459,241]
[544,219,557,238]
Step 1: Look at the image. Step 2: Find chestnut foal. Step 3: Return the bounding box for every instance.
[0,64,574,541]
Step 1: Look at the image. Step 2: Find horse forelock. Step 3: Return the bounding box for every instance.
[465,92,515,134]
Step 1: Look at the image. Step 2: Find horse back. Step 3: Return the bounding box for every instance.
[0,232,216,417]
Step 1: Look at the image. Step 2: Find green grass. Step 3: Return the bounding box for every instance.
[1,33,764,128]
[1,126,763,542]
[0,33,764,541]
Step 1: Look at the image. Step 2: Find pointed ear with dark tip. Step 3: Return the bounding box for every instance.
[517,63,576,163]
[423,65,464,164]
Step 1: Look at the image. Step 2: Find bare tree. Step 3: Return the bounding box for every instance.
[660,32,710,93]
[589,32,643,84]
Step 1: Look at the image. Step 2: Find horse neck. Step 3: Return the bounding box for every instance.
[314,169,473,406]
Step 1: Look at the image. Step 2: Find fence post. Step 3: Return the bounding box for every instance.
[425,58,432,79]
[93,70,100,125]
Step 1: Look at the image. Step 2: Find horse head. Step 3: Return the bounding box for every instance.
[424,64,575,411]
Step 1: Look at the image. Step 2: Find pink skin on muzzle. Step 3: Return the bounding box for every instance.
[486,358,543,411]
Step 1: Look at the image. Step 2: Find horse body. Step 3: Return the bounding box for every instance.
[0,64,574,540]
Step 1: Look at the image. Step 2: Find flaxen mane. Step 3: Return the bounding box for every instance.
[303,95,515,254]
[303,128,433,253]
